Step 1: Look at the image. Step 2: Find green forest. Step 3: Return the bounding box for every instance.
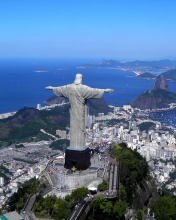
[111,143,176,220]
[112,143,149,205]
[0,106,69,146]
[49,139,70,150]
[87,197,126,220]
[0,97,111,147]
[6,178,44,212]
[138,121,156,132]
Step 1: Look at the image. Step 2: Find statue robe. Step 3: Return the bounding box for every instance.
[53,84,104,150]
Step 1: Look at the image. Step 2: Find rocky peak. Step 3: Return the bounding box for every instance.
[152,74,169,91]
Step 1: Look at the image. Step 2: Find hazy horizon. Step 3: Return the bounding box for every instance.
[1,57,176,63]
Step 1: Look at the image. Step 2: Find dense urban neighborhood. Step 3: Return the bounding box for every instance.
[0,102,176,212]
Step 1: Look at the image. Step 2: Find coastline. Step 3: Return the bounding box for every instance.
[0,111,17,119]
[76,65,142,76]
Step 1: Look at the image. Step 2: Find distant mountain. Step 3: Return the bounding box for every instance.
[138,72,156,79]
[44,96,67,105]
[123,59,176,68]
[0,97,111,146]
[77,59,176,69]
[0,106,70,145]
[87,97,112,116]
[152,74,169,91]
[162,69,176,81]
[131,89,176,110]
[77,59,122,68]
[131,75,176,109]
[44,96,112,116]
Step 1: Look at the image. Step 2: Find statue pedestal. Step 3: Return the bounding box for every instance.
[64,147,91,170]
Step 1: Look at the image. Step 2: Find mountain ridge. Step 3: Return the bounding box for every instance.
[44,96,111,116]
[77,59,176,69]
[131,75,176,109]
[0,97,111,146]
[131,89,176,110]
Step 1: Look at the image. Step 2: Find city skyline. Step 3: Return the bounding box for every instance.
[1,0,176,60]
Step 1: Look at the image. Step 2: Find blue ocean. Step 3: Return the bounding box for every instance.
[1,58,176,114]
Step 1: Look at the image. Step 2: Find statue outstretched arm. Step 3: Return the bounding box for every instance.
[45,86,53,90]
[46,85,69,98]
[104,89,114,93]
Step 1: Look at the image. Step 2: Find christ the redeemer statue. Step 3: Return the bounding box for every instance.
[46,73,114,170]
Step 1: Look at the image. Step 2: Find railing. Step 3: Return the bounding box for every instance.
[24,215,30,220]
[41,186,52,196]
[101,167,107,178]
[43,170,54,187]
[74,200,92,220]
[32,213,37,220]
[21,193,37,220]
[68,195,90,220]
[21,193,34,213]
[68,191,118,220]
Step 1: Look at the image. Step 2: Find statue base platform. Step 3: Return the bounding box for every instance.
[64,147,91,170]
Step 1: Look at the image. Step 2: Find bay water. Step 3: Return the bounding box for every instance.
[1,58,176,114]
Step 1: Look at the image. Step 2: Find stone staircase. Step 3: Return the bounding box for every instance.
[24,194,37,220]
[108,163,119,193]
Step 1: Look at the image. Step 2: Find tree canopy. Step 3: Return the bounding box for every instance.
[97,180,108,191]
[6,178,44,213]
[34,187,89,219]
[112,143,149,204]
[89,196,126,220]
[34,196,70,220]
[49,139,70,150]
[138,122,156,132]
[151,196,176,220]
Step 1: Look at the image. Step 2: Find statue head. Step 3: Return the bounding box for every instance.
[74,73,83,85]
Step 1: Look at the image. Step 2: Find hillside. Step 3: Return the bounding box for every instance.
[0,97,111,146]
[44,96,112,116]
[111,143,151,207]
[138,72,156,79]
[130,74,176,110]
[131,89,176,110]
[86,142,157,220]
[77,59,176,69]
[0,106,70,145]
[87,97,112,115]
[162,68,176,81]
[44,96,67,105]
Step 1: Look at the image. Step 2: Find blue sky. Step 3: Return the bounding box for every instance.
[0,0,176,60]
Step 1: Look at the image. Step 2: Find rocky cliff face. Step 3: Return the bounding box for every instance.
[125,180,159,220]
[132,180,158,210]
[130,74,176,109]
[153,74,169,91]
